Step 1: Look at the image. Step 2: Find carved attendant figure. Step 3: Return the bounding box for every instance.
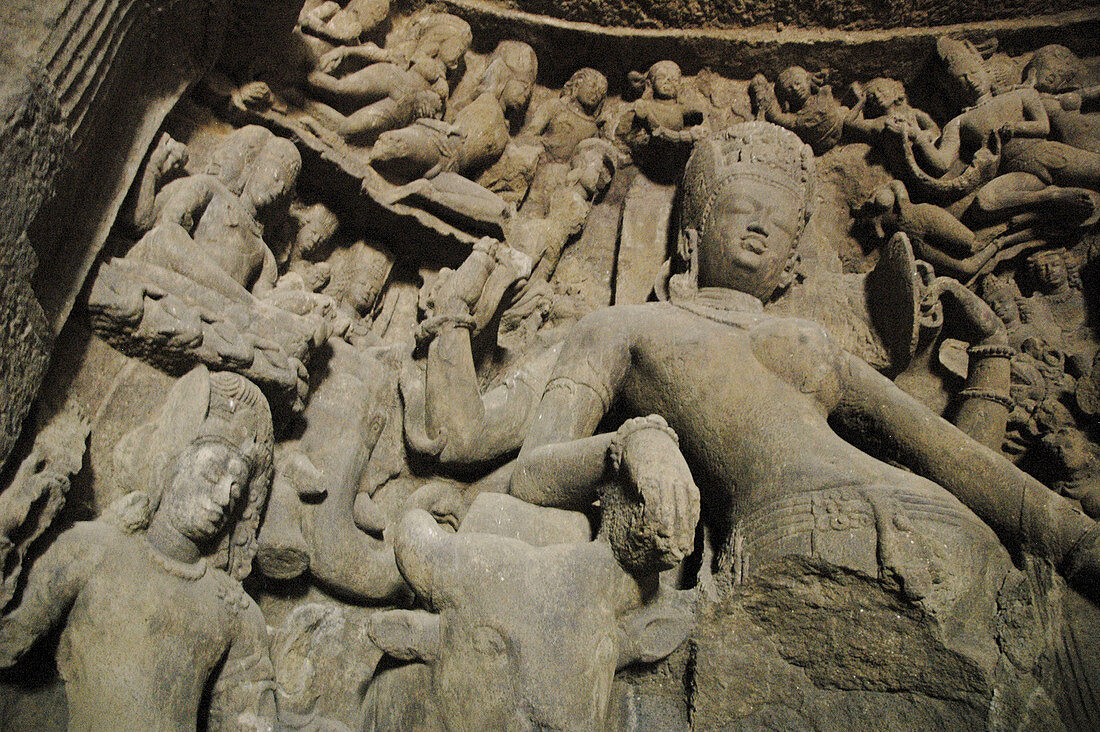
[128,126,302,299]
[303,12,472,141]
[0,368,280,731]
[905,37,1100,225]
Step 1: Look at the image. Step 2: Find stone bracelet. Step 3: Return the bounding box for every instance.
[416,312,477,343]
[608,415,679,471]
[957,387,1015,410]
[966,343,1016,359]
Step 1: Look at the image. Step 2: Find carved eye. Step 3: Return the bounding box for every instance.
[471,626,506,655]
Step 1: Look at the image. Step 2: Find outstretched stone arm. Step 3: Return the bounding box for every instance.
[0,524,103,666]
[832,351,1100,595]
[510,311,631,508]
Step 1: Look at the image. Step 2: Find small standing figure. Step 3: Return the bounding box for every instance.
[615,61,709,172]
[1023,247,1094,374]
[0,368,290,731]
[519,68,609,216]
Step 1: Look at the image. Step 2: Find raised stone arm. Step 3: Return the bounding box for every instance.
[402,240,558,466]
[919,275,1013,448]
[831,347,1100,598]
[129,133,189,234]
[153,176,219,234]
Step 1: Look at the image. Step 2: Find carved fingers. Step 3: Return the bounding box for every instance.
[611,418,701,570]
[317,48,347,75]
[922,276,1005,344]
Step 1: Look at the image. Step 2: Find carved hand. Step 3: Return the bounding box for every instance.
[318,47,347,74]
[922,277,1006,344]
[612,417,700,566]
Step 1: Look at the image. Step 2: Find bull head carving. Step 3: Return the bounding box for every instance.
[366,506,693,731]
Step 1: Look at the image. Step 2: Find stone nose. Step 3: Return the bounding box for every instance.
[211,473,235,507]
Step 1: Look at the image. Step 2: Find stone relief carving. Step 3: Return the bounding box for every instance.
[4,2,1100,728]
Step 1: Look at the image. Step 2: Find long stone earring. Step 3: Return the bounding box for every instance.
[668,228,700,301]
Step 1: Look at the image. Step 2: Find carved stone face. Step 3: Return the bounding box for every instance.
[480,42,538,114]
[778,66,813,109]
[696,179,802,301]
[295,205,339,259]
[244,142,301,216]
[983,289,1021,327]
[161,440,251,543]
[569,70,607,113]
[944,49,993,104]
[1025,45,1087,93]
[1030,251,1068,291]
[650,61,681,100]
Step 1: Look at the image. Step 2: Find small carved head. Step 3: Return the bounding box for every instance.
[409,12,472,72]
[646,60,683,100]
[479,40,539,116]
[979,274,1023,327]
[776,66,815,111]
[935,36,994,105]
[160,437,252,543]
[243,137,302,216]
[1025,44,1088,93]
[1027,248,1072,292]
[678,122,816,302]
[863,77,908,118]
[292,201,340,261]
[564,68,608,116]
[568,137,617,198]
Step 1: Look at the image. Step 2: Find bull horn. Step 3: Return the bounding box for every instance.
[392,509,466,609]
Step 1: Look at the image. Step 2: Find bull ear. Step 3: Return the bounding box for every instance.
[615,588,695,670]
[368,609,442,662]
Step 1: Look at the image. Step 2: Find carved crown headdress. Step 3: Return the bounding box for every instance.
[113,365,274,580]
[679,121,816,250]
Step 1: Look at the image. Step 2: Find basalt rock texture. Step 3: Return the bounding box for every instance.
[0,0,237,471]
[489,0,1095,31]
[4,1,1100,730]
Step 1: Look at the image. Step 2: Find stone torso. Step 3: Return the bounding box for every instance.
[58,528,239,732]
[541,102,599,162]
[613,302,957,514]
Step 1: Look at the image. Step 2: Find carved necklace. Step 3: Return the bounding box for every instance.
[144,539,208,582]
[664,273,766,328]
